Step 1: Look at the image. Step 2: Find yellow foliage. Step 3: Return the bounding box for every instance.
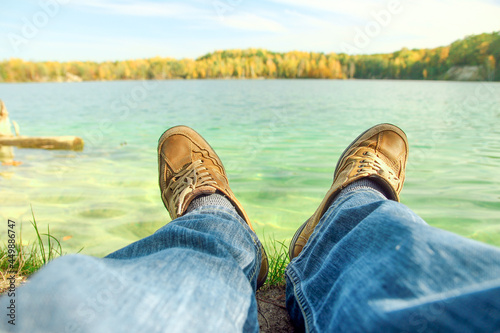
[0,31,498,82]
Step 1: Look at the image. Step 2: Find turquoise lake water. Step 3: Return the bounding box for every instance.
[1,79,499,256]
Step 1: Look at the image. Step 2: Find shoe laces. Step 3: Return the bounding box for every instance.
[354,150,398,181]
[166,159,217,216]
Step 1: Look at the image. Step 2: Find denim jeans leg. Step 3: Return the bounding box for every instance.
[286,188,500,332]
[0,206,262,333]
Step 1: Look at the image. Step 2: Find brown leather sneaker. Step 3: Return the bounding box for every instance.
[289,123,409,260]
[158,125,268,289]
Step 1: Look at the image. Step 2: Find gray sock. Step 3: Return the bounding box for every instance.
[336,178,388,201]
[186,193,237,213]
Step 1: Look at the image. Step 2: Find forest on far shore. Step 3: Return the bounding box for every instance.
[1,31,499,83]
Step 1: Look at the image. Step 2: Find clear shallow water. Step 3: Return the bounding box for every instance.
[1,79,499,256]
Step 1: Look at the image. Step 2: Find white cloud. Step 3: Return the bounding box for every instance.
[283,10,334,29]
[3,0,499,61]
[69,0,204,18]
[268,0,380,19]
[305,0,500,54]
[219,13,287,33]
[68,0,287,34]
[373,0,500,50]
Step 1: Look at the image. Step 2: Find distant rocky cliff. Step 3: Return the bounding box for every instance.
[442,66,493,81]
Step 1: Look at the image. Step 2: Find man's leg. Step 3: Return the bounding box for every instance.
[287,124,500,332]
[1,126,268,332]
[1,204,262,332]
[287,188,500,332]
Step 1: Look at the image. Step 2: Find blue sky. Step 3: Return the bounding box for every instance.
[1,0,499,61]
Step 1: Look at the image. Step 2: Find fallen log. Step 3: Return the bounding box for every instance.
[0,136,84,151]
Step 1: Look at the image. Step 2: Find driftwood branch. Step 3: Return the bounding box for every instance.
[0,136,84,151]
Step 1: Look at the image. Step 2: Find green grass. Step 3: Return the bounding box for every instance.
[262,237,290,288]
[0,209,64,281]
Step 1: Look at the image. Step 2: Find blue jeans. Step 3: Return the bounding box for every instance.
[286,188,500,332]
[2,189,500,332]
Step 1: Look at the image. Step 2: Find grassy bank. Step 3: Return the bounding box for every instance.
[0,211,65,293]
[262,237,290,288]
